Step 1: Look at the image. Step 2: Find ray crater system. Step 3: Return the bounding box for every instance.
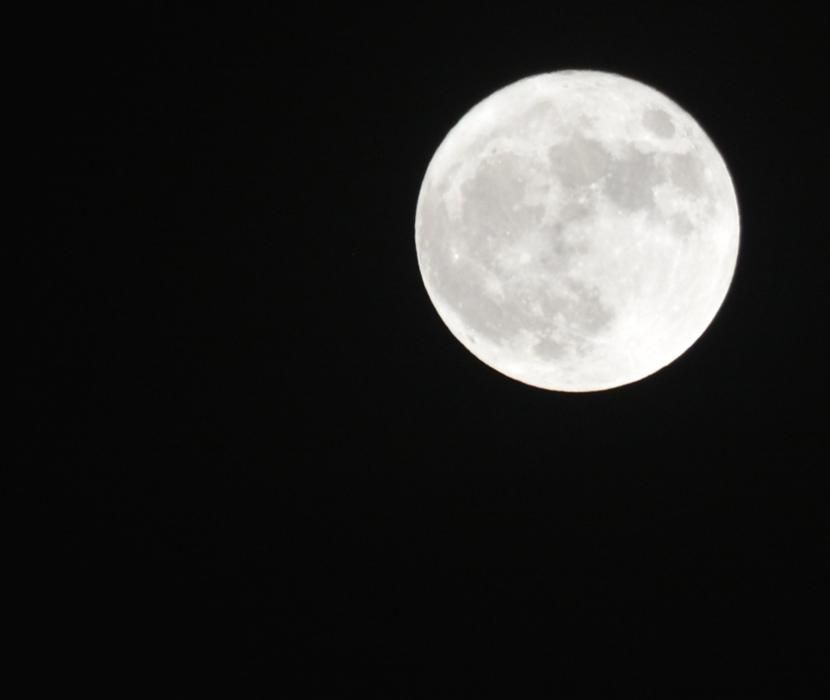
[415,70,740,392]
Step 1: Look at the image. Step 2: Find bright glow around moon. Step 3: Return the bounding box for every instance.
[415,70,740,392]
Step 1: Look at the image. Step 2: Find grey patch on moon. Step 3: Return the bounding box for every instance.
[533,334,569,360]
[643,108,675,138]
[421,185,615,357]
[548,133,611,189]
[531,281,617,360]
[664,151,720,233]
[431,134,622,355]
[604,147,664,211]
[555,200,592,227]
[671,211,695,238]
[416,196,544,348]
[460,152,546,247]
[670,151,706,194]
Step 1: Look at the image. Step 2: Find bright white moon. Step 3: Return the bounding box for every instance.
[415,70,740,391]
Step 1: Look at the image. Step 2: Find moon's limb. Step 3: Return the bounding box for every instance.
[415,70,740,392]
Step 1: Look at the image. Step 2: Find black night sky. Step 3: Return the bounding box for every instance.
[23,3,828,697]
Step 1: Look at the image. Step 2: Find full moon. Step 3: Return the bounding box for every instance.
[414,70,740,391]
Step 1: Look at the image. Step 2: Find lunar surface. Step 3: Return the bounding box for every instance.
[415,70,739,391]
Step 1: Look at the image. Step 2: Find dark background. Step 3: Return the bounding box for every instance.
[22,2,827,697]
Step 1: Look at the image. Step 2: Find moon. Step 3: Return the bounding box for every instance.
[414,70,740,392]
